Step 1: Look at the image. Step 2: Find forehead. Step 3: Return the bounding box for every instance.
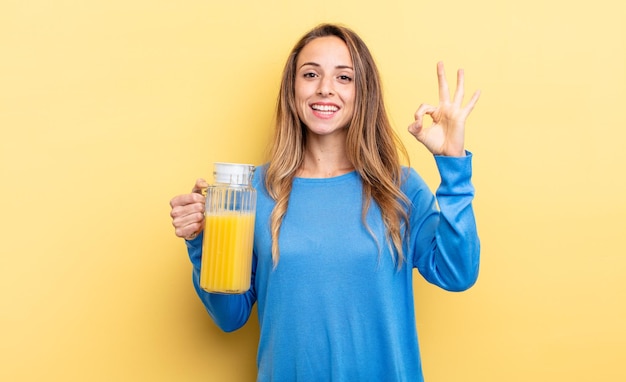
[296,36,353,67]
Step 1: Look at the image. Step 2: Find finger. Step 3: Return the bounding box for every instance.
[463,90,481,115]
[192,178,209,194]
[414,103,438,126]
[175,221,204,240]
[413,103,437,120]
[169,192,205,209]
[453,68,465,106]
[437,61,450,103]
[172,209,205,229]
[171,205,205,239]
[170,200,204,220]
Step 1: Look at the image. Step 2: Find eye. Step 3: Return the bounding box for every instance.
[338,75,352,82]
[303,72,318,79]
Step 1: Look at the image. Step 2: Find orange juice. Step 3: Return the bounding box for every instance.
[200,212,255,293]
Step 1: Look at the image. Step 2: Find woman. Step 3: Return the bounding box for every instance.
[170,23,480,381]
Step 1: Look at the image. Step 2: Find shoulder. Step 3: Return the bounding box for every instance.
[400,166,429,195]
[399,166,437,212]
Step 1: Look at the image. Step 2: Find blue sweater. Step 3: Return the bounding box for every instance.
[185,154,480,382]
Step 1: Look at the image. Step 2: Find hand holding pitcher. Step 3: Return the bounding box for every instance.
[169,178,208,240]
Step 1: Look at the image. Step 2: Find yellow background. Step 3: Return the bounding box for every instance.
[1,0,625,381]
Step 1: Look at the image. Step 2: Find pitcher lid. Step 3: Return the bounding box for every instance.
[213,162,255,185]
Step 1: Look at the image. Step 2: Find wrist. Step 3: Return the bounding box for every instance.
[439,149,466,157]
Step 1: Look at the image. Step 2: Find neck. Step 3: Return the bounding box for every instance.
[297,133,354,178]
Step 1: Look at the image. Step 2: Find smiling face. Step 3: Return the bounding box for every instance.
[294,36,356,137]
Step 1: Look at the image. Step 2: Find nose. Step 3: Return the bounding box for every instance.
[317,76,334,96]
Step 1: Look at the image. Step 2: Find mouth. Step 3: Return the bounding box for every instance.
[310,103,340,117]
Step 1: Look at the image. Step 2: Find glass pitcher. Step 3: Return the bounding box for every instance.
[200,162,256,294]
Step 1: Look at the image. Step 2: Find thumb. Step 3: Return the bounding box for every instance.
[408,120,423,137]
[191,178,209,194]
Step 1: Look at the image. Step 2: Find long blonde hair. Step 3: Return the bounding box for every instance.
[265,23,410,268]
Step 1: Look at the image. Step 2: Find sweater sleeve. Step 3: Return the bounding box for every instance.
[185,232,257,332]
[409,151,480,291]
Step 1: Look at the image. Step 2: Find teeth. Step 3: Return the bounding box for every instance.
[311,104,338,112]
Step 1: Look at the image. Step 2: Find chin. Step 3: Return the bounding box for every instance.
[307,125,347,136]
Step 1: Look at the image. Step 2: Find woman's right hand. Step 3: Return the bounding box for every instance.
[169,178,208,240]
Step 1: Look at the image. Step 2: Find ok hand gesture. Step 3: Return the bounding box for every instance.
[408,61,480,157]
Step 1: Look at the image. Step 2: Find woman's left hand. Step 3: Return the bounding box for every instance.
[408,61,480,157]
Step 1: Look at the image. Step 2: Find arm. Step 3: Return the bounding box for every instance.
[409,154,480,291]
[170,180,256,332]
[407,62,481,290]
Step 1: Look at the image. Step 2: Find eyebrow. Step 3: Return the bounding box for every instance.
[299,62,354,70]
